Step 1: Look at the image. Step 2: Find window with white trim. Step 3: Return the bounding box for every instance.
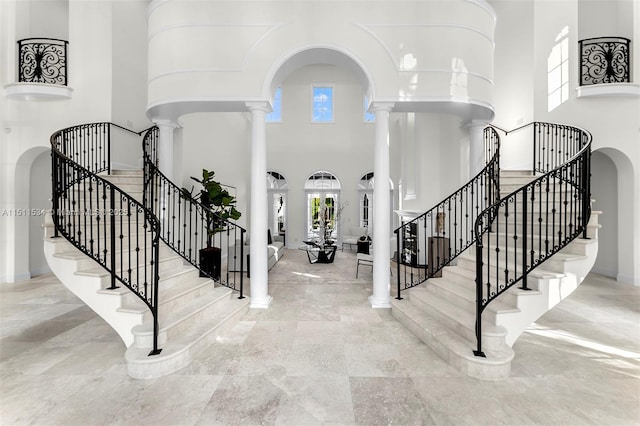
[312,86,334,122]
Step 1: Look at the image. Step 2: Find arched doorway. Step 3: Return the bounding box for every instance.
[267,170,288,246]
[591,148,637,284]
[8,146,51,281]
[304,171,342,242]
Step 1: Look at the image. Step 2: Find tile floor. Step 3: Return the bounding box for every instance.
[1,248,639,425]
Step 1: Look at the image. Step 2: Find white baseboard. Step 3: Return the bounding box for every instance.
[30,266,52,277]
[591,266,617,279]
[1,272,31,283]
[617,273,640,287]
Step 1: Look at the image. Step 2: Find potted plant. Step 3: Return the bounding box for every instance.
[186,169,241,280]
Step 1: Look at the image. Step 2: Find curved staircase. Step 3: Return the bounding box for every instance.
[44,124,249,379]
[392,123,597,380]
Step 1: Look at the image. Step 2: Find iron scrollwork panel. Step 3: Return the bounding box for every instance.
[18,38,68,85]
[580,37,630,85]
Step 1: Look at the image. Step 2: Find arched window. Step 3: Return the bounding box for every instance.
[357,172,397,233]
[267,171,288,239]
[304,171,341,241]
[548,26,570,111]
[358,172,374,229]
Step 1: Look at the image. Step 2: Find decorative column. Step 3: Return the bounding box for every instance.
[246,102,272,308]
[155,119,178,181]
[369,102,394,308]
[465,120,489,177]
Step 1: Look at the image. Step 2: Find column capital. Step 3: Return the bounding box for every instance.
[153,119,180,129]
[461,119,491,130]
[245,101,272,113]
[369,102,395,113]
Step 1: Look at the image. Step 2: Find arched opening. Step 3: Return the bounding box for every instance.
[29,150,52,276]
[10,146,51,281]
[304,171,342,243]
[264,46,376,250]
[591,148,637,284]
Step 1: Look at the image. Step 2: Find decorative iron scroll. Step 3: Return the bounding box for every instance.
[18,38,68,85]
[580,37,630,85]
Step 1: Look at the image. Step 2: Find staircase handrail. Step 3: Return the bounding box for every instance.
[142,127,246,295]
[50,122,162,356]
[473,121,591,357]
[393,126,501,298]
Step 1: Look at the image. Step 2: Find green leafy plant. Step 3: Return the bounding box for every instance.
[186,169,241,241]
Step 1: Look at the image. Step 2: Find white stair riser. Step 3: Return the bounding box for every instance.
[54,244,174,270]
[133,291,235,348]
[391,301,512,380]
[441,263,544,304]
[60,193,145,203]
[137,281,214,323]
[408,290,505,349]
[44,223,152,240]
[126,299,249,379]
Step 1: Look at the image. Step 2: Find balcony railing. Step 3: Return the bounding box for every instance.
[579,37,630,86]
[18,38,68,86]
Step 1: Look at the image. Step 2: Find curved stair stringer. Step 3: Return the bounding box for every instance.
[43,219,144,347]
[43,169,251,379]
[497,210,600,347]
[392,171,600,381]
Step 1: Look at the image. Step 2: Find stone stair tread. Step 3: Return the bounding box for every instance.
[428,275,520,314]
[120,275,213,314]
[392,299,513,369]
[446,264,546,296]
[75,253,183,277]
[124,295,249,377]
[133,286,236,334]
[409,287,500,333]
[52,244,169,261]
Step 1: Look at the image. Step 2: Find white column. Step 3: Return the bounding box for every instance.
[155,120,178,181]
[465,120,488,177]
[246,102,272,308]
[369,102,394,308]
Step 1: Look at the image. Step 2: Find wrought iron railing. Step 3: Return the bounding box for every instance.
[18,38,68,85]
[473,122,591,357]
[394,127,500,298]
[579,37,631,85]
[142,127,246,296]
[51,123,161,355]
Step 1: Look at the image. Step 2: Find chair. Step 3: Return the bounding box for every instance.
[356,253,373,278]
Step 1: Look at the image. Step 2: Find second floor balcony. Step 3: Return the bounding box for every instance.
[4,37,73,100]
[578,36,638,98]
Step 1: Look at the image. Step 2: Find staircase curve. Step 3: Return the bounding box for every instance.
[391,122,599,380]
[44,122,250,379]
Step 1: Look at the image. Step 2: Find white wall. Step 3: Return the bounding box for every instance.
[490,0,535,129]
[179,112,251,231]
[399,112,467,213]
[112,0,150,132]
[15,0,68,40]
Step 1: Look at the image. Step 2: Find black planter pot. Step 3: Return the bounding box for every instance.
[199,247,221,280]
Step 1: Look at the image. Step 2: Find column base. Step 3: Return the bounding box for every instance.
[249,295,273,309]
[369,295,392,309]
